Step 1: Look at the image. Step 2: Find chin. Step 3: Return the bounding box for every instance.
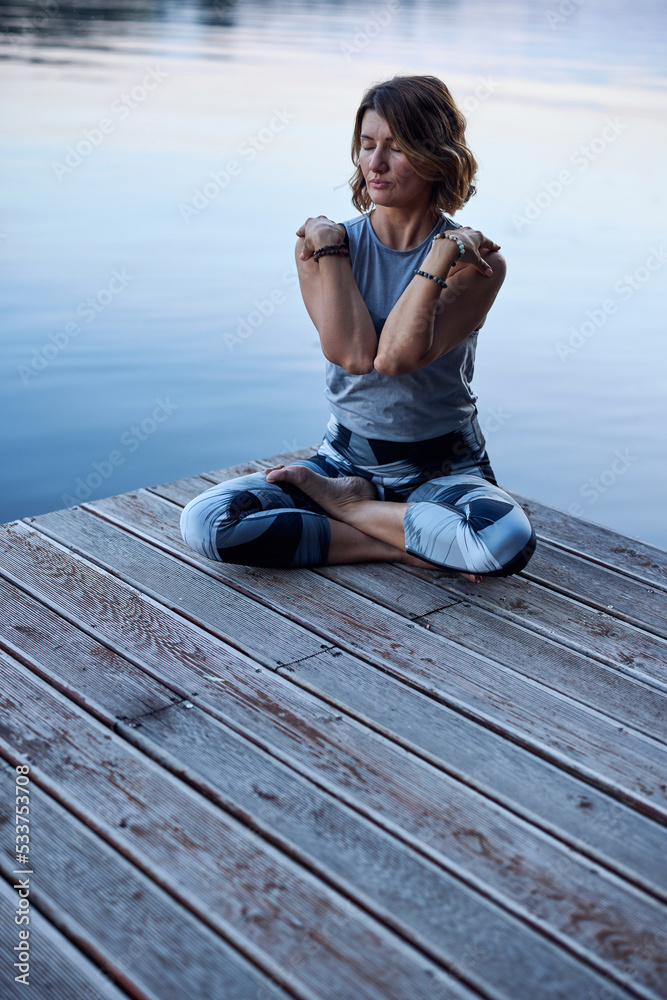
[369,189,394,204]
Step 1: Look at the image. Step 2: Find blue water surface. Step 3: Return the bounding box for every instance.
[1,0,666,547]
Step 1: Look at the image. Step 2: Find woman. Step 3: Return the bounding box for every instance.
[181,75,536,582]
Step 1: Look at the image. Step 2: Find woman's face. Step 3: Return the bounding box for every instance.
[358,109,431,211]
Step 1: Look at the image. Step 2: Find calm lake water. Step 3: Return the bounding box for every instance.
[2,0,666,548]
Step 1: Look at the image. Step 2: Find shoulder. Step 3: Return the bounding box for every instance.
[340,214,368,231]
[339,214,368,245]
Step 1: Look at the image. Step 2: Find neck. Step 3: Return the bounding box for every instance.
[369,201,440,251]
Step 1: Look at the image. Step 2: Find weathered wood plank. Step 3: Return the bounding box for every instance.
[0,624,644,999]
[4,527,664,907]
[415,602,667,739]
[6,584,656,1000]
[0,758,297,1000]
[399,563,667,690]
[511,492,667,589]
[147,468,260,507]
[0,653,481,1000]
[0,576,178,724]
[0,552,665,995]
[316,560,461,618]
[0,868,132,999]
[0,624,632,1000]
[316,563,667,742]
[204,447,317,478]
[147,474,216,507]
[277,644,667,900]
[523,542,667,637]
[19,509,327,669]
[1,631,629,1000]
[25,505,667,822]
[119,700,647,1000]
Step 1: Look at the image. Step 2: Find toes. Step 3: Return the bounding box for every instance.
[264,464,285,476]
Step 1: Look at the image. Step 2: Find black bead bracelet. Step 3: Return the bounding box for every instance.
[313,244,350,262]
[414,268,448,289]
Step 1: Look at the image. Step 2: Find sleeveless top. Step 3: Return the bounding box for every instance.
[324,212,479,442]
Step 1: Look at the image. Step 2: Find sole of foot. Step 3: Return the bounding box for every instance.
[264,464,483,582]
[264,463,377,518]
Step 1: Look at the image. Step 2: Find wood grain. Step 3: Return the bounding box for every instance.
[0,651,479,1000]
[0,550,665,994]
[0,757,296,1000]
[25,505,667,821]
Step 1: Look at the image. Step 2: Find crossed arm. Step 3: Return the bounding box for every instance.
[296,218,506,376]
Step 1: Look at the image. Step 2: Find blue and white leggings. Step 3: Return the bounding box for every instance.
[180,413,536,576]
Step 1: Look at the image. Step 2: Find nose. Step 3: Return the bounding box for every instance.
[368,146,387,172]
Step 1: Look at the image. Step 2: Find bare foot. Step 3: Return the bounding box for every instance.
[264,463,377,518]
[264,465,483,582]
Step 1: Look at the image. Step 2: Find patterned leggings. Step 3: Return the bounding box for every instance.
[180,414,536,576]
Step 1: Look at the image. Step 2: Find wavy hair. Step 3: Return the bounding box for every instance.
[349,75,478,217]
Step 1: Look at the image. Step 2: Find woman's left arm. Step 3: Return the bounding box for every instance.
[374,234,506,376]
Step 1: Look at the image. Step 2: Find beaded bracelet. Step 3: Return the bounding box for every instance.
[414,268,448,290]
[312,244,350,262]
[433,231,465,259]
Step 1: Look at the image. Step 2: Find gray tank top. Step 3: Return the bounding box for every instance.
[325,212,479,442]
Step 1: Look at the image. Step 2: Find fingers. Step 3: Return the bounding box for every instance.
[296,217,315,239]
[469,252,493,276]
[297,218,318,260]
[476,237,501,276]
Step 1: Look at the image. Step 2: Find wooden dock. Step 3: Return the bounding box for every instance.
[1,446,666,1000]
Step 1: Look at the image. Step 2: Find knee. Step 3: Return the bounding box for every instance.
[403,477,537,577]
[480,499,537,577]
[485,524,537,577]
[180,492,218,560]
[180,481,259,560]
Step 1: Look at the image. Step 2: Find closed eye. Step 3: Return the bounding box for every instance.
[361,145,402,153]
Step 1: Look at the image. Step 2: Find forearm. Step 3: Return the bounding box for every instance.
[375,238,459,375]
[316,256,378,374]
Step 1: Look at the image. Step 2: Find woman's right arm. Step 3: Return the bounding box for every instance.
[296,216,377,375]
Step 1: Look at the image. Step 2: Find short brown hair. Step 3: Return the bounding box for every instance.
[349,75,478,217]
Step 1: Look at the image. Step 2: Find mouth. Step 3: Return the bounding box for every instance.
[369,179,390,188]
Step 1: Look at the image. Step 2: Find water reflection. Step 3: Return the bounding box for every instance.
[1,0,666,547]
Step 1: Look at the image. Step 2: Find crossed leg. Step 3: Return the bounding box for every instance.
[264,463,484,583]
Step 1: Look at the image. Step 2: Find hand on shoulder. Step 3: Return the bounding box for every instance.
[296,215,347,261]
[437,226,502,277]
